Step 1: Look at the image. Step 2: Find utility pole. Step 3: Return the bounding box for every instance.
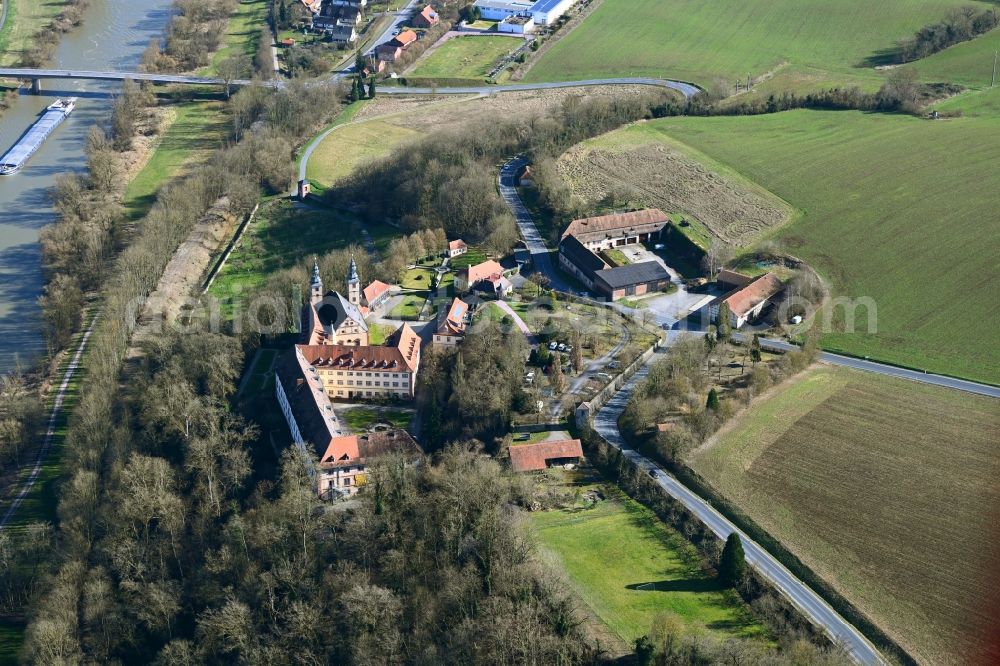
[992,50,997,88]
[747,73,751,91]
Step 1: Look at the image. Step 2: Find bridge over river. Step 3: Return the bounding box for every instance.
[0,68,258,92]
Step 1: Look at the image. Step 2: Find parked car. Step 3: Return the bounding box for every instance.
[548,341,558,350]
[647,469,658,478]
[557,343,568,352]
[607,361,619,369]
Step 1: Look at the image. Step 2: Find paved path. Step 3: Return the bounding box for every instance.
[592,347,886,666]
[0,314,97,530]
[380,77,702,97]
[492,300,537,346]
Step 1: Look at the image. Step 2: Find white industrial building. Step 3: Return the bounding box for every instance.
[474,0,575,26]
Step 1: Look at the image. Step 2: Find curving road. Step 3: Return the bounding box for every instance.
[381,76,702,97]
[745,335,1000,398]
[592,350,887,665]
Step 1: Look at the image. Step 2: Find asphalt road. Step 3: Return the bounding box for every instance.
[380,76,702,97]
[361,0,421,58]
[592,348,887,665]
[738,334,1000,399]
[499,157,576,293]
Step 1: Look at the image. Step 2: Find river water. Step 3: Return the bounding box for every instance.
[0,0,173,374]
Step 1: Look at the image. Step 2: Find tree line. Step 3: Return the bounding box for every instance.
[20,0,92,68]
[141,0,238,73]
[894,6,999,64]
[335,90,678,249]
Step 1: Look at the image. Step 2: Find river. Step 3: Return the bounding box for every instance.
[0,0,174,374]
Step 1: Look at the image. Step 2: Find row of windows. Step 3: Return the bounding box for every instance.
[321,370,408,378]
[335,390,407,398]
[341,380,403,387]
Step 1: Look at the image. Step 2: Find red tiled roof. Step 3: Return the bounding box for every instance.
[562,209,669,244]
[363,280,391,304]
[448,239,467,251]
[509,439,583,472]
[321,435,360,464]
[418,5,439,23]
[723,272,783,317]
[394,29,417,47]
[437,297,467,336]
[465,259,504,285]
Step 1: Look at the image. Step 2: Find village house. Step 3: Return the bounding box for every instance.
[447,239,468,258]
[710,271,784,328]
[456,259,514,298]
[557,209,672,301]
[412,4,440,28]
[317,429,421,498]
[433,297,469,348]
[509,438,584,472]
[377,29,418,61]
[361,279,393,316]
[312,0,362,41]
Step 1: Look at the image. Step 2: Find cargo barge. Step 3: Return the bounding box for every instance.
[0,97,77,175]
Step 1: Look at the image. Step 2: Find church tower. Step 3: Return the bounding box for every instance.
[347,255,361,306]
[310,257,323,305]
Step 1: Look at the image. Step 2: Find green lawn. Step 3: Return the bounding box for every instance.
[410,35,519,79]
[388,295,426,319]
[687,366,1000,664]
[612,110,1000,383]
[530,484,767,644]
[603,248,630,267]
[124,101,228,220]
[201,0,270,77]
[305,117,419,189]
[525,0,990,88]
[340,406,413,432]
[400,266,436,290]
[449,248,487,269]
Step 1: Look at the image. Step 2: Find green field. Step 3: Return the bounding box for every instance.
[305,119,419,189]
[530,481,767,645]
[388,294,426,319]
[614,110,999,382]
[915,27,1000,89]
[0,0,68,67]
[410,35,519,79]
[688,365,1000,664]
[400,266,436,290]
[124,101,228,220]
[525,0,991,87]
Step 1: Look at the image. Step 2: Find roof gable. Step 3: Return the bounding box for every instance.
[316,291,369,333]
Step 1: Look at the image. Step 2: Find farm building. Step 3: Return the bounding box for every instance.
[474,0,575,26]
[447,239,468,258]
[456,259,518,297]
[710,272,784,328]
[557,209,672,301]
[509,439,584,472]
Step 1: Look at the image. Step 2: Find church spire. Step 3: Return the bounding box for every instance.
[309,256,323,304]
[347,254,361,306]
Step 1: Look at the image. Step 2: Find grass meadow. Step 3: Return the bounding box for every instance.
[410,35,519,79]
[688,365,1000,664]
[623,110,999,383]
[306,119,419,189]
[123,100,228,220]
[529,479,768,645]
[201,0,269,77]
[525,0,991,87]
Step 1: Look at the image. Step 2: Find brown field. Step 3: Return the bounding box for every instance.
[687,365,1000,665]
[557,123,791,246]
